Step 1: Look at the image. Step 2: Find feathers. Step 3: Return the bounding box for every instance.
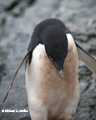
[26,19,80,120]
[26,43,79,120]
[3,18,96,120]
[3,50,31,103]
[76,43,96,75]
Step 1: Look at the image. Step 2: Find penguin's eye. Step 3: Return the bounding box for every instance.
[49,56,54,61]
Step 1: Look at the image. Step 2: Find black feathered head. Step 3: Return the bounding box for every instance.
[41,25,68,76]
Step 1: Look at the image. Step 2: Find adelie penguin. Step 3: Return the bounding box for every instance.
[3,18,96,120]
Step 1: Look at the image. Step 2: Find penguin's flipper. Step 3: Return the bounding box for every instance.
[3,50,31,103]
[76,43,96,75]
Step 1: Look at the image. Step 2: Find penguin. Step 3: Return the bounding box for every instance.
[3,19,96,120]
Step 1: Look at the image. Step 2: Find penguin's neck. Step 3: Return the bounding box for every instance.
[26,44,54,87]
[63,33,78,84]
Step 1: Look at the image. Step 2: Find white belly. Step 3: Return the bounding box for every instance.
[25,44,80,120]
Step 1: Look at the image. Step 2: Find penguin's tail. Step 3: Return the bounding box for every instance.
[3,50,31,103]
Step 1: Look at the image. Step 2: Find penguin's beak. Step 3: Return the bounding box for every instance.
[49,56,64,78]
[59,69,63,78]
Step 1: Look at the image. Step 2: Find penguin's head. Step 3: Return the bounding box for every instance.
[41,25,68,77]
